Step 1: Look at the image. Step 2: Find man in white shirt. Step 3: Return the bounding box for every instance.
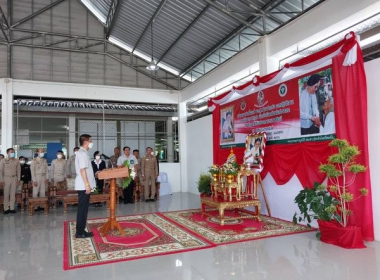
[75,134,96,239]
[300,74,321,135]
[117,146,138,204]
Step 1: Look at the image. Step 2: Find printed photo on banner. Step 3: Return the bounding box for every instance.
[243,132,266,169]
[221,106,235,143]
[299,68,335,136]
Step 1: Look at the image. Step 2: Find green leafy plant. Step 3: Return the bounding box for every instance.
[319,139,368,227]
[293,182,340,229]
[197,173,212,195]
[293,139,368,230]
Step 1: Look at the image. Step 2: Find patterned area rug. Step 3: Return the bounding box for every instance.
[63,213,213,270]
[160,209,315,245]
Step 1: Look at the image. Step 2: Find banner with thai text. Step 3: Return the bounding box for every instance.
[220,67,335,147]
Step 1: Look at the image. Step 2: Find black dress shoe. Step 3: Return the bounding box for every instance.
[145,199,150,203]
[123,201,128,204]
[75,233,88,239]
[150,199,155,202]
[3,210,10,215]
[9,210,16,214]
[84,231,94,237]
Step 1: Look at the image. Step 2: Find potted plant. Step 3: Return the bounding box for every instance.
[197,173,212,196]
[293,139,368,249]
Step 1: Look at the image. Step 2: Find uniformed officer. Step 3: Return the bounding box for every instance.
[30,149,48,198]
[66,147,79,179]
[51,150,67,189]
[0,148,21,214]
[108,147,120,168]
[0,154,4,161]
[141,147,158,202]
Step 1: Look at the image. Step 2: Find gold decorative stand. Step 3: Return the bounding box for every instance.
[98,167,129,237]
[237,169,271,217]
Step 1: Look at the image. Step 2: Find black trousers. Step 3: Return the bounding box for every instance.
[123,180,134,203]
[301,125,320,135]
[76,190,90,234]
[95,179,104,194]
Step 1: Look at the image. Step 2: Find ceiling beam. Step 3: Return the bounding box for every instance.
[106,0,122,39]
[131,0,167,53]
[202,0,264,35]
[156,4,211,64]
[11,0,66,28]
[179,0,284,76]
[237,0,283,25]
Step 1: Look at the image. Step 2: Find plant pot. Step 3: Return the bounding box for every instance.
[317,220,366,249]
[200,193,211,198]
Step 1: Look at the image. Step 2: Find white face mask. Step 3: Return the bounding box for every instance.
[27,161,31,165]
[39,152,45,158]
[74,151,78,155]
[57,154,62,159]
[150,152,154,156]
[20,161,25,165]
[88,142,94,149]
[95,155,100,160]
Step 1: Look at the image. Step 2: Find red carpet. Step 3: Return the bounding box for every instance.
[64,210,314,270]
[161,209,315,245]
[63,213,213,270]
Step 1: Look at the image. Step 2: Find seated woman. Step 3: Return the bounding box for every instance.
[91,151,107,207]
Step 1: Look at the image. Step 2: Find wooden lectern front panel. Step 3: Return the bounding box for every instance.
[98,167,129,180]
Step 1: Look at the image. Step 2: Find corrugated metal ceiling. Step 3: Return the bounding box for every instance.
[81,0,325,82]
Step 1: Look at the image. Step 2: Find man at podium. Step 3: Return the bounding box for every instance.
[75,134,96,239]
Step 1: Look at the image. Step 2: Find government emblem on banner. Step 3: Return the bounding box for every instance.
[240,99,246,111]
[254,90,268,108]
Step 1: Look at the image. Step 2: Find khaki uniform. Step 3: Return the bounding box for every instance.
[30,158,48,198]
[108,155,119,169]
[0,158,21,211]
[141,155,158,200]
[51,158,67,187]
[66,155,76,178]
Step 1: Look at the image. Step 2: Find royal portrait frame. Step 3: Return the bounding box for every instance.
[220,106,235,144]
[244,132,267,170]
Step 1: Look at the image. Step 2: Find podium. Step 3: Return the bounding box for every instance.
[98,167,129,237]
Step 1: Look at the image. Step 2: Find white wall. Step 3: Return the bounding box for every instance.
[159,163,181,193]
[186,115,213,194]
[365,58,380,241]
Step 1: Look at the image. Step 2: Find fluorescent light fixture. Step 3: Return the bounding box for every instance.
[360,33,380,47]
[157,62,180,75]
[108,36,133,52]
[196,105,208,111]
[171,117,178,121]
[133,50,152,63]
[81,0,106,24]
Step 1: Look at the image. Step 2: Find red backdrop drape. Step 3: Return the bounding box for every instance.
[210,34,374,241]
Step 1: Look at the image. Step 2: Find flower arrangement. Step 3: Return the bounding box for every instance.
[121,160,136,189]
[208,165,220,175]
[293,139,368,229]
[221,162,238,176]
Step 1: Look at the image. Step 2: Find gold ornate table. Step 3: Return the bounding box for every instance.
[201,196,261,226]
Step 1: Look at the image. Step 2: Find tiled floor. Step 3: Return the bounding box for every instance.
[0,193,379,280]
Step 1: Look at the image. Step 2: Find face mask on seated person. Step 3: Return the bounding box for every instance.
[57,154,62,159]
[95,155,100,160]
[20,160,25,165]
